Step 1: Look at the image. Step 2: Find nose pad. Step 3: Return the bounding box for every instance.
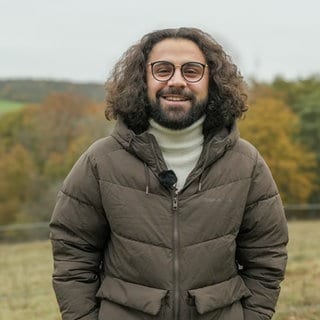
[167,69,187,87]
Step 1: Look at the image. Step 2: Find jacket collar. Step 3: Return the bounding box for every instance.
[111,118,167,173]
[111,117,239,181]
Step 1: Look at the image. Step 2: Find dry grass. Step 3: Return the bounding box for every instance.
[0,220,319,319]
[274,220,320,320]
[0,240,60,319]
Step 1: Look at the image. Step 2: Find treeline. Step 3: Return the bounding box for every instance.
[0,79,104,103]
[243,75,320,205]
[0,76,319,228]
[0,94,113,227]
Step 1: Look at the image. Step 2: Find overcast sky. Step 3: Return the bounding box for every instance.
[1,0,319,83]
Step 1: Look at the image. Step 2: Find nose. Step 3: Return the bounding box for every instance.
[167,67,187,87]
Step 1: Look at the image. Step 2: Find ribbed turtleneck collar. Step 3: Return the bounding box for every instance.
[148,116,205,190]
[148,116,205,152]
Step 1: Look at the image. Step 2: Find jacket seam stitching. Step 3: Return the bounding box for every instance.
[60,189,103,211]
[197,176,251,193]
[102,273,167,291]
[245,192,280,210]
[51,238,94,249]
[243,306,270,318]
[237,241,286,250]
[182,232,237,249]
[99,176,251,196]
[99,178,168,198]
[113,230,171,250]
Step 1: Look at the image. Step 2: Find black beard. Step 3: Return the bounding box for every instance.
[148,89,208,130]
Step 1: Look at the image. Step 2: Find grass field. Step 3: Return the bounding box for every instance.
[0,100,25,115]
[0,220,319,320]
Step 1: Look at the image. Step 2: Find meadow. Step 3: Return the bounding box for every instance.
[0,220,319,320]
[0,100,25,115]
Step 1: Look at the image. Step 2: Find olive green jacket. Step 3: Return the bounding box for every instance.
[50,119,288,320]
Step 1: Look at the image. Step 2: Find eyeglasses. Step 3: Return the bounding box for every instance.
[148,61,208,83]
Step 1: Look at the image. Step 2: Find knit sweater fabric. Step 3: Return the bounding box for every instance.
[148,116,205,190]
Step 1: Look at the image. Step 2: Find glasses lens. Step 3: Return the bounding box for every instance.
[152,62,174,81]
[182,63,204,82]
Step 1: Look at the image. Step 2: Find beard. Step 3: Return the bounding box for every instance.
[148,88,208,130]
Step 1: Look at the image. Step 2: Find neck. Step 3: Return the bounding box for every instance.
[148,116,205,190]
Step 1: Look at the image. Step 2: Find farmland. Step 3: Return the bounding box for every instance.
[0,100,25,115]
[0,220,319,319]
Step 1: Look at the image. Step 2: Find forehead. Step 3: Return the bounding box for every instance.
[148,38,206,63]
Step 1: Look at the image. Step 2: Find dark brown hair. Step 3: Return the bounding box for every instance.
[105,27,248,135]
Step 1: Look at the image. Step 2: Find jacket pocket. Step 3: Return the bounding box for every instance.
[187,275,252,320]
[96,275,168,320]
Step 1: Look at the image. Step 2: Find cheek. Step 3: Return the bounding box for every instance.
[197,80,209,100]
[190,85,208,101]
[147,78,162,100]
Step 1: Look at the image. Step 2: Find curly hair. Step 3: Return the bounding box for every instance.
[105,27,248,135]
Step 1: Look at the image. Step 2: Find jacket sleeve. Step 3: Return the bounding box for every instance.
[236,152,288,320]
[50,151,109,320]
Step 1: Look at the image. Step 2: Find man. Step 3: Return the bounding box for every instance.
[50,27,288,320]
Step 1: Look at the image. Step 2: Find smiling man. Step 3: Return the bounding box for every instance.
[50,27,288,320]
[147,38,209,130]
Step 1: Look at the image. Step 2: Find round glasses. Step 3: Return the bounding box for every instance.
[149,61,208,83]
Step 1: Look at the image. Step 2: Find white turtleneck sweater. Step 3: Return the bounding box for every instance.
[148,116,205,191]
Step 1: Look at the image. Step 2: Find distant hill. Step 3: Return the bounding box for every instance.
[0,79,105,103]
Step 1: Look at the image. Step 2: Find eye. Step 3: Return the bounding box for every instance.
[153,63,173,76]
[182,64,202,78]
[157,68,171,75]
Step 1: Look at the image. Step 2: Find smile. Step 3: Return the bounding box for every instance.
[162,95,190,102]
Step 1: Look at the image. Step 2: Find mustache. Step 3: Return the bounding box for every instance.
[156,88,194,100]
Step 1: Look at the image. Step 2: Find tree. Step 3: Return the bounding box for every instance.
[293,91,320,202]
[0,144,37,224]
[0,93,111,224]
[239,97,317,204]
[272,75,320,107]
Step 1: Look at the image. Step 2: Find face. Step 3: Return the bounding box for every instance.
[147,38,209,129]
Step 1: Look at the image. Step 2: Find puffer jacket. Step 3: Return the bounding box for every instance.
[50,119,288,320]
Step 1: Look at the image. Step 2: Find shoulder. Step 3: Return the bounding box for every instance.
[85,135,123,162]
[228,138,274,181]
[63,135,124,186]
[230,138,260,164]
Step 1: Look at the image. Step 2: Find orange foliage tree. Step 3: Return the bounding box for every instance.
[238,97,317,204]
[0,144,37,224]
[0,93,110,224]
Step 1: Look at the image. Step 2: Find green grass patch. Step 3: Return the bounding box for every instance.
[0,220,319,319]
[0,100,25,115]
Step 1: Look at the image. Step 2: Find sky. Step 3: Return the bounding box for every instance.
[1,0,320,84]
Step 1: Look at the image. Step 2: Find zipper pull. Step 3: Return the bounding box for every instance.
[172,188,178,210]
[173,197,178,210]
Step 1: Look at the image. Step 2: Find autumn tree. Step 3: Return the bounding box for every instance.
[0,144,37,224]
[0,93,110,225]
[37,94,110,179]
[238,96,317,204]
[271,77,320,202]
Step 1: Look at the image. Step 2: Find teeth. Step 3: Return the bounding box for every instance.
[163,96,188,101]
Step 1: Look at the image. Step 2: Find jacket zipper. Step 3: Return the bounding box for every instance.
[172,188,180,320]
